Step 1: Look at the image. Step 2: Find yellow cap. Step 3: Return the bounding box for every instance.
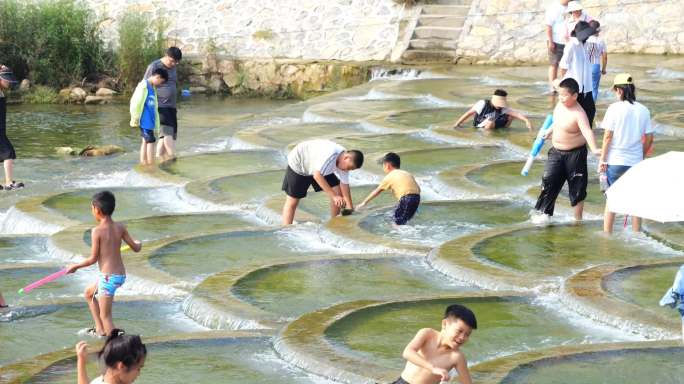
[613,73,633,86]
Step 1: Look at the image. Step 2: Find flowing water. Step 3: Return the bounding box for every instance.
[1,55,683,383]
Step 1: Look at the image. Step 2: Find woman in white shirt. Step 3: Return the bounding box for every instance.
[559,21,596,127]
[599,73,654,234]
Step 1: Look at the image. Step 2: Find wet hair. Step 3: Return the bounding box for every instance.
[558,78,579,95]
[444,304,477,329]
[151,67,169,82]
[92,191,116,216]
[166,47,182,62]
[614,83,637,104]
[381,152,401,168]
[347,150,364,169]
[493,89,508,97]
[589,20,600,35]
[98,329,147,371]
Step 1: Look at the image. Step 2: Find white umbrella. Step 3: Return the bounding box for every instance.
[605,151,684,223]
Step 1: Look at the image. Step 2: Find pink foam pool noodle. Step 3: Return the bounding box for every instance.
[18,268,68,294]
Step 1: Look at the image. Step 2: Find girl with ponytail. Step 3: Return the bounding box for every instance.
[76,329,147,384]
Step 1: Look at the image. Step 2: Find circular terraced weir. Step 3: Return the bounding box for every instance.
[232,256,474,318]
[322,297,625,373]
[28,336,326,384]
[466,222,681,278]
[357,200,530,246]
[3,55,684,382]
[500,345,684,384]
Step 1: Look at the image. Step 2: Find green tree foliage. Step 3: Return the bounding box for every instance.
[117,12,167,91]
[0,0,112,87]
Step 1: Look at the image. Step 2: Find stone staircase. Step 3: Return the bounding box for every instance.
[401,0,472,63]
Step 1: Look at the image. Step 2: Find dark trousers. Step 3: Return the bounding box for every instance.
[577,91,595,128]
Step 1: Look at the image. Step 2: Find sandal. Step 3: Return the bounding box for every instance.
[4,181,24,191]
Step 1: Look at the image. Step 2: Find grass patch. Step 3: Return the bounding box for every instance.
[21,85,58,104]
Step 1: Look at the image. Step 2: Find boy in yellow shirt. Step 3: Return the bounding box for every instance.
[357,152,421,225]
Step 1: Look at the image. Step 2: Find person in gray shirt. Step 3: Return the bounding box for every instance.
[144,47,181,161]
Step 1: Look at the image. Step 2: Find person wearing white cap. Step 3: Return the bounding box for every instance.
[545,0,571,93]
[452,89,532,131]
[565,1,593,42]
[598,73,653,234]
[0,65,24,191]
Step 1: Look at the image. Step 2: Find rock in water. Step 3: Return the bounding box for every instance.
[79,145,125,157]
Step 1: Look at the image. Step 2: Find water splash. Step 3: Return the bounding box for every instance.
[369,68,449,82]
[67,169,174,189]
[301,109,346,124]
[0,207,63,235]
[647,67,684,79]
[181,295,268,330]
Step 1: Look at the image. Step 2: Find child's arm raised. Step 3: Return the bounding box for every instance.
[67,228,101,273]
[121,225,142,253]
[453,351,473,384]
[75,341,90,384]
[402,329,450,382]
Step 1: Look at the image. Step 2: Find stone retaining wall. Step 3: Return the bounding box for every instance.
[87,0,405,62]
[457,0,684,65]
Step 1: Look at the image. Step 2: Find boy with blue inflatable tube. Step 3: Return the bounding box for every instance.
[532,78,601,224]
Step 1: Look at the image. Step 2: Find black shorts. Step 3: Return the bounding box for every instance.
[534,145,588,216]
[0,97,16,163]
[158,107,177,139]
[282,166,341,199]
[577,91,596,128]
[394,194,420,225]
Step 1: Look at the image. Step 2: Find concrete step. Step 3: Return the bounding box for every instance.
[423,0,472,5]
[401,49,457,63]
[413,26,462,40]
[421,5,470,16]
[418,14,466,28]
[409,38,458,50]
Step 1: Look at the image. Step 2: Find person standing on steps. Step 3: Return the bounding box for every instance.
[545,0,570,94]
[0,65,23,191]
[144,47,182,163]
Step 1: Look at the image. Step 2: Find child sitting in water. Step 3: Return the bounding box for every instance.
[76,329,147,384]
[130,67,168,166]
[452,89,532,131]
[67,191,142,336]
[393,304,477,384]
[356,152,421,225]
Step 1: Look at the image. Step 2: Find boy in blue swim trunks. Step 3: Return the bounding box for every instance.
[130,67,168,165]
[67,191,142,337]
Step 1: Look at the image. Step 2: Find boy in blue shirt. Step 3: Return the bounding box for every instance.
[130,68,168,165]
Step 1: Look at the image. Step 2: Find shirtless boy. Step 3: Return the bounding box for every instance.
[534,78,601,221]
[393,304,477,384]
[67,191,142,336]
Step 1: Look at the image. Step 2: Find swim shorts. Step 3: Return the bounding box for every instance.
[394,194,420,225]
[548,43,565,65]
[158,107,177,140]
[391,377,410,384]
[282,166,340,199]
[534,145,588,216]
[96,273,126,297]
[140,128,156,143]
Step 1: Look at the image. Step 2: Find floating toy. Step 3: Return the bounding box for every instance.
[18,268,68,294]
[521,114,554,176]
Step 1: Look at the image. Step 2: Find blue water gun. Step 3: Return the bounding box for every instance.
[521,114,553,176]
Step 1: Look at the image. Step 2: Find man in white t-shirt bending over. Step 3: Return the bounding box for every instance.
[282,139,364,225]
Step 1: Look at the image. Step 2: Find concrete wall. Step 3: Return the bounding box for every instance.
[88,0,405,61]
[457,0,684,65]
